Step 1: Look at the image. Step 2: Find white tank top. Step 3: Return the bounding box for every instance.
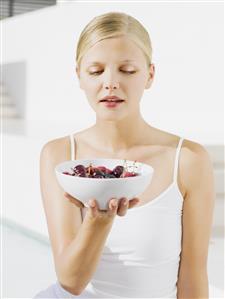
[65,135,185,298]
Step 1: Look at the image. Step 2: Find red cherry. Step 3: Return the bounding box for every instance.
[122,171,137,177]
[96,166,112,174]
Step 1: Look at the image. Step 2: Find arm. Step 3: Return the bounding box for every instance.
[59,198,138,295]
[40,139,138,295]
[177,142,216,299]
[57,209,115,295]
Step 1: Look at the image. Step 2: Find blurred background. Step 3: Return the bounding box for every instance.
[1,0,224,297]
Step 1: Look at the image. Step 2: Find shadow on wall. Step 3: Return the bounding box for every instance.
[1,61,26,119]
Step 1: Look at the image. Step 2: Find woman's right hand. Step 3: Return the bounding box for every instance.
[64,193,140,221]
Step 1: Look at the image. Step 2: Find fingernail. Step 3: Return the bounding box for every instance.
[112,199,118,207]
[89,200,95,208]
[123,199,128,205]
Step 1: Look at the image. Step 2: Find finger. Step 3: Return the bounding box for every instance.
[88,199,98,217]
[128,198,140,209]
[108,198,118,216]
[64,192,74,200]
[64,193,85,208]
[117,197,129,216]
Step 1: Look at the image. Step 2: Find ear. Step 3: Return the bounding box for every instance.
[76,66,80,79]
[76,66,83,89]
[145,63,155,89]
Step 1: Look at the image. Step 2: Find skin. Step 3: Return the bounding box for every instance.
[41,35,215,296]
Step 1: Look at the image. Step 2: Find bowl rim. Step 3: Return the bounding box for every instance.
[55,158,154,181]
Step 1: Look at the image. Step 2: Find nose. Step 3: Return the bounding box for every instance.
[104,83,119,90]
[103,71,120,90]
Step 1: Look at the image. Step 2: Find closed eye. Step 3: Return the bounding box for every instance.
[89,70,137,76]
[122,70,137,74]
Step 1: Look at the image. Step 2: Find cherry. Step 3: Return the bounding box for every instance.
[112,165,124,178]
[96,166,112,174]
[73,165,86,177]
[122,171,137,178]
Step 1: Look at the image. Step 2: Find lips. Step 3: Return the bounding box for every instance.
[101,99,124,103]
[99,96,125,103]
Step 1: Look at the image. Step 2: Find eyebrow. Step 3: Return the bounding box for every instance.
[87,59,136,66]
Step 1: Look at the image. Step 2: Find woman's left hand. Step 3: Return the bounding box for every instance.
[64,193,140,217]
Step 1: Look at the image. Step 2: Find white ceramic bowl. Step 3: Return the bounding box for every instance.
[55,158,154,210]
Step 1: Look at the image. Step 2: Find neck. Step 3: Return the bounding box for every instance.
[90,114,152,154]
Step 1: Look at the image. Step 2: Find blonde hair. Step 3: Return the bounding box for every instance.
[76,12,152,68]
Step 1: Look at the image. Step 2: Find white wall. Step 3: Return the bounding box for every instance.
[2,1,224,144]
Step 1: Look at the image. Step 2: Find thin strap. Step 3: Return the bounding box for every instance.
[69,134,75,160]
[173,137,184,182]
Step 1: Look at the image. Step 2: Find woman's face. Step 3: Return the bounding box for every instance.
[77,36,155,121]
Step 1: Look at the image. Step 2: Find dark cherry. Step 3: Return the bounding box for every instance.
[112,165,124,178]
[73,165,86,177]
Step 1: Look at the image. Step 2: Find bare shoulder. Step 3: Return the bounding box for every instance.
[40,126,93,162]
[151,129,214,199]
[41,135,71,161]
[181,139,212,166]
[179,139,215,198]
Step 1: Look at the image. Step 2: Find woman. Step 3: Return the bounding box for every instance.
[34,12,215,298]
